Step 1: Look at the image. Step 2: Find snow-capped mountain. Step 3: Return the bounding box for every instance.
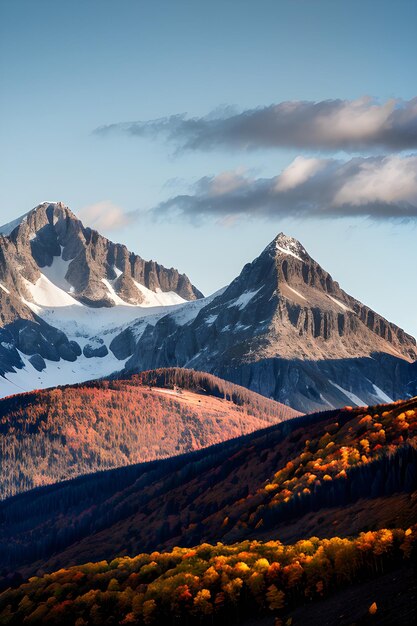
[120,233,417,412]
[0,202,202,394]
[0,203,416,411]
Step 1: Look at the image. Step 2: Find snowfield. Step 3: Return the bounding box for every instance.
[0,349,129,398]
[0,248,210,398]
[0,256,225,399]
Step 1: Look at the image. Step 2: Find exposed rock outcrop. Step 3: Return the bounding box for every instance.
[0,202,203,386]
[1,202,203,311]
[0,207,416,412]
[83,341,109,359]
[122,233,417,412]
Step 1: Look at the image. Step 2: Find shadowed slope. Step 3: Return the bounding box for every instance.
[0,396,415,582]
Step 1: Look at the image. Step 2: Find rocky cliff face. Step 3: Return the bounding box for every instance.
[120,233,417,412]
[1,202,202,309]
[0,210,416,412]
[0,202,202,382]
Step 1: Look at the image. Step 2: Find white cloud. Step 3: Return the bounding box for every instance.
[275,156,327,191]
[95,96,417,152]
[313,97,397,145]
[334,155,417,206]
[205,168,251,197]
[79,201,132,231]
[153,154,417,221]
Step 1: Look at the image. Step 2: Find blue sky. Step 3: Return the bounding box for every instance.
[1,0,416,336]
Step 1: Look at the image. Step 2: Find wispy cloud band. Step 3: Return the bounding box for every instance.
[95,97,417,153]
[151,155,417,221]
[79,201,133,231]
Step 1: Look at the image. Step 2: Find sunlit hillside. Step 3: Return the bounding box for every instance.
[1,396,415,596]
[0,525,415,625]
[0,369,299,498]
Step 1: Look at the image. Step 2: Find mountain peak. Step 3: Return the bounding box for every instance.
[35,200,66,209]
[263,232,310,262]
[0,200,203,316]
[29,201,78,223]
[0,202,75,237]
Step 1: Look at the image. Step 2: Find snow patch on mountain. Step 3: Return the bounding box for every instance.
[287,286,307,301]
[0,349,127,398]
[22,274,81,308]
[372,384,393,403]
[102,279,130,306]
[165,287,226,326]
[126,287,227,341]
[228,287,262,310]
[41,249,73,292]
[21,275,190,346]
[234,322,251,331]
[133,281,186,307]
[40,302,181,339]
[167,299,208,326]
[276,243,302,260]
[0,213,30,236]
[327,295,353,312]
[329,381,365,406]
[274,234,308,261]
[204,314,218,325]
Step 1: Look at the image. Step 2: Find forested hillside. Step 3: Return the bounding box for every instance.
[1,397,416,587]
[0,369,298,498]
[131,368,289,420]
[1,525,415,625]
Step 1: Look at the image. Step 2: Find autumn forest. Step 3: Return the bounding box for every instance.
[0,372,416,624]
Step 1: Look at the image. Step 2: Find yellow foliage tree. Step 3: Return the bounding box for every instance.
[193,589,213,615]
[266,585,285,610]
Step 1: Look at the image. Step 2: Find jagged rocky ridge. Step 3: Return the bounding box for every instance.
[0,201,202,308]
[0,202,202,383]
[0,203,416,412]
[119,234,417,412]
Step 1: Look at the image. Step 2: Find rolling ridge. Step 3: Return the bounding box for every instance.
[0,368,299,499]
[1,396,415,583]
